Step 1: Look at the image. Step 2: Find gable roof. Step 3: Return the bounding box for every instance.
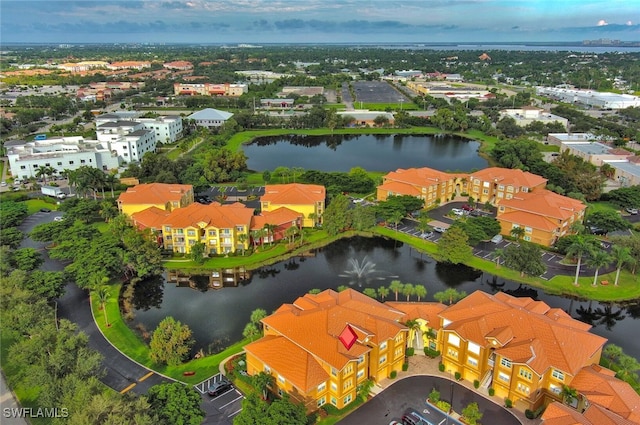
[471,167,548,188]
[499,189,586,221]
[261,184,325,205]
[131,206,170,230]
[251,207,302,230]
[162,202,254,229]
[259,289,407,370]
[440,291,606,376]
[385,302,447,330]
[117,183,192,206]
[187,108,233,121]
[377,181,422,197]
[383,167,453,187]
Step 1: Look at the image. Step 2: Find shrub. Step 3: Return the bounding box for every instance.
[525,409,534,419]
[402,362,409,372]
[389,371,397,379]
[436,400,451,413]
[488,388,495,396]
[505,398,513,408]
[473,379,480,389]
[429,388,440,403]
[406,347,415,356]
[438,363,445,372]
[454,371,461,381]
[425,348,441,358]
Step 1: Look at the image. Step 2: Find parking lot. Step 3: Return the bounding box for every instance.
[352,81,411,104]
[194,373,244,425]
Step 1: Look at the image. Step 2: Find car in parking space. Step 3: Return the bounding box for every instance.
[626,207,638,215]
[491,234,503,244]
[402,409,429,425]
[207,379,232,397]
[40,208,51,213]
[0,181,6,187]
[433,226,446,233]
[461,204,474,211]
[419,231,433,239]
[451,208,465,216]
[54,216,64,222]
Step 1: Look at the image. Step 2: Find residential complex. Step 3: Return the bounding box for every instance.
[95,120,157,164]
[261,183,326,227]
[173,82,248,97]
[117,182,194,216]
[377,166,585,246]
[245,288,408,411]
[6,136,120,180]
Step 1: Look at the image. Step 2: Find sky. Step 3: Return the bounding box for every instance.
[1,0,639,45]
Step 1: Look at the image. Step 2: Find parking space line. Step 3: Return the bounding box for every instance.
[220,395,243,408]
[120,383,136,394]
[228,408,242,418]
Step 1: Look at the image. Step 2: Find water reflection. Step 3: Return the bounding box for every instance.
[131,237,640,360]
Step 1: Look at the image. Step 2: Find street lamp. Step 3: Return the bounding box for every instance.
[445,370,455,425]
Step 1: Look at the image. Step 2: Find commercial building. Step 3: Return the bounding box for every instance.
[560,142,632,167]
[187,108,234,129]
[245,288,408,411]
[536,87,640,109]
[6,137,120,180]
[96,113,183,144]
[117,183,194,216]
[261,184,326,227]
[95,121,156,164]
[603,158,640,187]
[499,107,569,129]
[337,110,395,127]
[173,82,248,97]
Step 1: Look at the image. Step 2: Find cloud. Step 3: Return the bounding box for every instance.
[597,19,608,26]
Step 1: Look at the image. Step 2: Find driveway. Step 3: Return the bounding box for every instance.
[194,374,245,425]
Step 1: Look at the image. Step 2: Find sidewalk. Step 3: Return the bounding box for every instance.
[0,370,29,425]
[375,354,542,425]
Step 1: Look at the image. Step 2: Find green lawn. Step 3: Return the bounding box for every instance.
[587,201,623,215]
[25,198,58,214]
[360,102,419,111]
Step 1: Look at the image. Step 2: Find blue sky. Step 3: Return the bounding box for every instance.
[1,0,639,44]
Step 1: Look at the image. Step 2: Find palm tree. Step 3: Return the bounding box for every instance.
[104,173,118,198]
[616,355,640,381]
[434,288,467,305]
[389,211,404,231]
[402,283,415,301]
[263,223,277,246]
[35,165,54,185]
[560,385,578,406]
[611,246,632,286]
[510,226,525,241]
[237,233,248,255]
[405,319,421,349]
[252,371,275,400]
[389,280,403,301]
[566,237,594,287]
[587,250,612,287]
[414,284,427,301]
[96,286,111,327]
[491,248,505,268]
[377,286,389,301]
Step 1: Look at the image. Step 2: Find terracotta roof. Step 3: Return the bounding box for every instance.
[385,302,447,330]
[244,335,329,393]
[383,167,452,187]
[471,167,547,188]
[440,291,606,376]
[251,207,302,230]
[163,202,254,229]
[498,189,586,221]
[377,181,422,197]
[131,206,170,230]
[608,148,632,156]
[118,183,192,206]
[498,210,559,232]
[572,365,640,423]
[260,289,406,370]
[261,184,325,205]
[541,401,636,425]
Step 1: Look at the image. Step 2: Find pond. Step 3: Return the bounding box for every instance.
[131,237,640,360]
[242,134,488,172]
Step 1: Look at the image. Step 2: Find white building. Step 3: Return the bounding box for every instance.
[187,108,234,128]
[603,159,640,187]
[95,113,183,144]
[95,121,157,163]
[536,86,640,109]
[6,137,120,180]
[500,106,569,129]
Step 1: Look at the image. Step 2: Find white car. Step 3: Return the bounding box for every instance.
[626,207,638,215]
[433,226,446,233]
[451,208,465,216]
[0,181,6,187]
[53,216,64,222]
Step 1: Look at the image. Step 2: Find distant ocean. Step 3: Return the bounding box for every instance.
[373,43,640,54]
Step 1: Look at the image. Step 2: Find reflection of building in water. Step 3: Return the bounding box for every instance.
[167,268,251,291]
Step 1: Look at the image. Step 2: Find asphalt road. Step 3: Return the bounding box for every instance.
[338,376,521,425]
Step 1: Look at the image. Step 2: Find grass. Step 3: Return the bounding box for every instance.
[360,102,419,111]
[25,198,58,214]
[91,283,248,385]
[587,201,623,215]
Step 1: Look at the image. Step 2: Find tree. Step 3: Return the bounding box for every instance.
[250,308,267,329]
[437,227,472,264]
[414,284,427,301]
[402,283,415,301]
[264,393,307,424]
[389,280,403,301]
[0,226,24,249]
[491,248,505,268]
[377,286,389,301]
[586,210,630,233]
[560,385,578,406]
[10,247,44,271]
[190,242,206,265]
[603,344,624,363]
[567,237,595,286]
[238,233,248,255]
[96,286,110,326]
[616,354,640,381]
[510,226,525,241]
[461,402,483,425]
[25,270,66,300]
[252,371,275,400]
[263,223,277,246]
[337,285,349,292]
[587,250,612,287]
[234,392,269,425]
[434,288,467,305]
[611,246,632,286]
[323,194,352,236]
[149,317,194,366]
[99,200,118,222]
[147,382,204,425]
[363,288,377,298]
[243,323,261,341]
[503,242,547,277]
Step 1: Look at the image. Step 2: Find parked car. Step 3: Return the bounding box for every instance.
[40,208,51,213]
[451,208,465,216]
[53,216,64,222]
[626,207,638,215]
[461,204,474,211]
[491,234,503,244]
[402,409,428,425]
[207,379,232,397]
[420,231,433,239]
[433,226,446,233]
[589,226,607,236]
[0,181,6,187]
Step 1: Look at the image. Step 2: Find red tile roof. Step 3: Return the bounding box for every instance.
[499,189,586,221]
[384,167,453,187]
[118,183,192,206]
[251,207,302,230]
[261,184,325,205]
[385,302,447,330]
[471,167,547,189]
[163,202,254,229]
[131,206,170,230]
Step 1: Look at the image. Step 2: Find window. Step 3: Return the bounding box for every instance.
[523,236,531,241]
[209,240,217,246]
[317,382,326,392]
[176,229,184,234]
[317,396,326,407]
[498,372,510,383]
[447,334,460,347]
[331,368,337,376]
[69,161,74,165]
[380,341,387,350]
[331,397,337,406]
[331,382,337,392]
[394,347,403,358]
[236,226,244,232]
[517,382,530,395]
[278,374,285,384]
[57,162,62,166]
[519,369,532,380]
[20,165,26,169]
[379,355,387,365]
[467,357,478,367]
[552,370,564,381]
[187,230,196,237]
[357,355,364,365]
[343,379,353,390]
[80,159,86,164]
[549,384,561,395]
[482,188,489,194]
[343,394,352,405]
[264,365,270,373]
[357,369,365,379]
[278,388,284,397]
[447,348,458,359]
[208,230,217,236]
[343,364,353,376]
[498,185,505,190]
[525,227,532,233]
[468,342,480,355]
[501,358,512,368]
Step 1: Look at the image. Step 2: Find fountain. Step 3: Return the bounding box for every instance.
[339,256,398,287]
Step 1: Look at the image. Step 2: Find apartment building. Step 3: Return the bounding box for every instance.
[96,113,183,144]
[245,289,408,412]
[438,291,606,412]
[95,120,157,163]
[117,183,194,216]
[173,82,248,97]
[468,167,548,204]
[261,184,326,227]
[376,167,464,207]
[6,137,120,180]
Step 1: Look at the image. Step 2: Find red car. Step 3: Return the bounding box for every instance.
[461,204,474,211]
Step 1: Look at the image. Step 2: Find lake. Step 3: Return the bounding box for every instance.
[131,236,640,360]
[242,134,488,172]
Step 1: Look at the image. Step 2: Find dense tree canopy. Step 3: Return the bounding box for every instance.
[147,383,204,425]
